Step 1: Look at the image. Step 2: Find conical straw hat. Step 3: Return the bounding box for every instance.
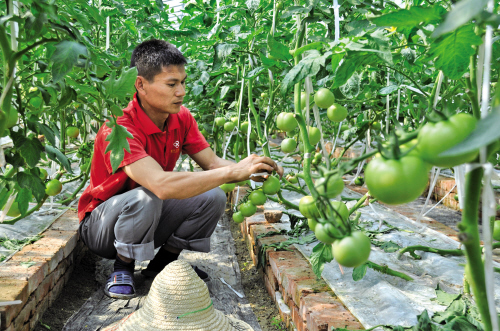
[103,260,253,331]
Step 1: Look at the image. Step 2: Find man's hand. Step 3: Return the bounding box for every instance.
[228,154,283,183]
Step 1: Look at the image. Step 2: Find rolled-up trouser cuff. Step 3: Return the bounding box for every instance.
[115,240,155,261]
[166,235,211,253]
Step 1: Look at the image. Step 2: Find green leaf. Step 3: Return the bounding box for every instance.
[50,41,88,82]
[380,241,401,253]
[15,188,31,216]
[20,261,37,268]
[352,263,367,281]
[340,72,361,99]
[45,145,73,174]
[440,108,500,157]
[200,71,210,85]
[429,24,482,80]
[435,286,460,306]
[370,6,442,28]
[281,50,332,96]
[445,316,480,331]
[213,43,238,71]
[155,0,164,10]
[267,35,293,61]
[220,86,230,100]
[310,242,333,279]
[11,132,44,168]
[16,172,45,202]
[333,53,379,89]
[432,0,489,38]
[432,299,466,324]
[379,85,399,96]
[104,122,134,174]
[102,67,138,102]
[110,104,124,117]
[245,67,265,79]
[281,6,313,19]
[414,310,434,331]
[293,42,326,59]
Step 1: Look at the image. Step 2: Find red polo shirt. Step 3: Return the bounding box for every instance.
[77,93,210,222]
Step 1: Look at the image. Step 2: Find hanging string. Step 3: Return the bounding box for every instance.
[333,0,340,42]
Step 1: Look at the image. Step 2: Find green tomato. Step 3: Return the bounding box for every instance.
[233,211,245,224]
[328,201,349,223]
[365,91,374,99]
[39,168,48,181]
[300,92,310,109]
[220,183,236,193]
[272,134,277,139]
[276,112,298,132]
[249,190,267,205]
[340,124,349,131]
[314,223,337,245]
[239,201,257,217]
[308,218,318,232]
[286,174,298,184]
[314,88,335,109]
[6,110,18,129]
[240,121,249,133]
[215,117,226,127]
[327,104,348,122]
[230,116,239,124]
[261,92,268,99]
[332,231,371,268]
[418,113,478,168]
[308,126,321,146]
[365,155,429,205]
[299,195,319,219]
[250,132,258,141]
[354,177,364,186]
[262,176,280,195]
[493,220,500,241]
[371,121,381,131]
[315,175,344,198]
[281,138,297,154]
[224,121,236,132]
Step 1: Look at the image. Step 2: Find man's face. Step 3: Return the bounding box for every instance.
[137,65,187,116]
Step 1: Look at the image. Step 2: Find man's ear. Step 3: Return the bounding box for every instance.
[135,76,147,95]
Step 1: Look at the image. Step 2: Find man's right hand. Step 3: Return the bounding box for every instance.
[228,154,281,183]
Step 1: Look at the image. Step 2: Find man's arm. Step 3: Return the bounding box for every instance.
[190,147,284,179]
[122,154,279,200]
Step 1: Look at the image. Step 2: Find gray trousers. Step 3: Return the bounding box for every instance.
[79,187,227,261]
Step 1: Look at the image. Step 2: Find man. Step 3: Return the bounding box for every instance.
[77,39,283,299]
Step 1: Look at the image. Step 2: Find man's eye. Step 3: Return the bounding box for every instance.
[168,84,175,87]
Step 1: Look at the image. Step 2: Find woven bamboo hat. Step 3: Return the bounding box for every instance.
[103,260,253,331]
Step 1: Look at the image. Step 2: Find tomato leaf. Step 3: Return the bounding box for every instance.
[267,35,293,61]
[213,43,238,71]
[333,52,379,89]
[310,242,333,279]
[16,172,46,203]
[432,0,489,38]
[370,6,442,28]
[50,41,88,83]
[379,85,399,96]
[281,6,313,19]
[11,132,44,168]
[435,286,460,306]
[428,25,482,80]
[15,188,31,216]
[102,67,138,102]
[440,108,500,157]
[104,122,134,174]
[220,85,230,100]
[45,145,73,174]
[281,50,331,96]
[245,67,265,79]
[352,263,367,281]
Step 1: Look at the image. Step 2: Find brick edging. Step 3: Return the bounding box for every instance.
[0,210,85,331]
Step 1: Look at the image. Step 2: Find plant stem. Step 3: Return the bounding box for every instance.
[248,80,270,157]
[366,261,413,281]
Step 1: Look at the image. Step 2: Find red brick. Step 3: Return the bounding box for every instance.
[264,210,283,223]
[291,299,305,331]
[11,298,35,330]
[301,293,363,331]
[0,261,46,296]
[254,235,289,262]
[275,292,292,327]
[268,251,309,286]
[0,278,28,329]
[30,293,50,330]
[49,210,79,232]
[264,274,276,298]
[246,213,269,235]
[34,272,55,304]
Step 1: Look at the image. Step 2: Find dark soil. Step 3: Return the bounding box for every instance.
[229,216,287,331]
[33,249,100,331]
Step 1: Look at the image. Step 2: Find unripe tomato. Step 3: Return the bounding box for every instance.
[300,92,310,109]
[262,176,280,195]
[328,201,349,223]
[240,121,249,133]
[314,223,337,244]
[315,175,344,198]
[230,116,239,124]
[365,155,429,205]
[332,231,371,267]
[233,211,244,224]
[314,88,335,109]
[308,218,318,232]
[224,121,236,132]
[250,132,258,141]
[276,112,298,132]
[299,196,319,218]
[215,117,226,127]
[371,121,381,131]
[39,168,48,181]
[286,174,298,184]
[249,190,267,205]
[307,126,321,146]
[66,126,80,138]
[7,202,21,217]
[239,201,257,217]
[327,104,347,122]
[261,92,268,99]
[281,138,297,154]
[493,220,500,241]
[45,179,63,196]
[417,113,478,168]
[354,177,364,186]
[220,183,236,193]
[6,110,18,129]
[271,134,277,139]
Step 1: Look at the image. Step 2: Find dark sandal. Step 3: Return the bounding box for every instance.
[104,271,136,299]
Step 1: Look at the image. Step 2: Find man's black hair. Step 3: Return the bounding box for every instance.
[130,39,187,82]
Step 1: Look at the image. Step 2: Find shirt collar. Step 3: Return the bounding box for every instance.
[132,93,180,135]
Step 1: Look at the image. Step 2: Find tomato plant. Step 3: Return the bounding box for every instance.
[281,138,297,154]
[239,201,257,217]
[262,176,280,195]
[332,231,371,268]
[233,211,244,224]
[327,104,348,122]
[315,175,344,198]
[249,190,267,206]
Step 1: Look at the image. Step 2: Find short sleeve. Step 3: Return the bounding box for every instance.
[181,111,210,155]
[100,124,149,174]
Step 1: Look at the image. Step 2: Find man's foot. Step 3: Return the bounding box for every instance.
[104,270,136,299]
[141,247,180,278]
